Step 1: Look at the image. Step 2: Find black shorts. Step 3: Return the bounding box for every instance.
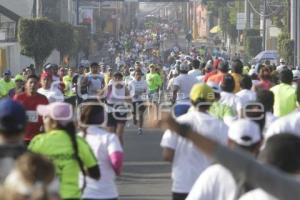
[132,101,146,116]
[107,112,127,127]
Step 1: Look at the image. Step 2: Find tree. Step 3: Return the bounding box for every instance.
[278,32,294,65]
[72,26,90,59]
[18,18,55,71]
[54,22,74,63]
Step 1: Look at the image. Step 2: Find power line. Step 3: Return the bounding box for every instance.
[246,0,283,17]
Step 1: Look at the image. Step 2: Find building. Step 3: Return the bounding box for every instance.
[0,0,60,75]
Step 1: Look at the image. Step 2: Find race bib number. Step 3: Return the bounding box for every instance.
[26,111,38,123]
[115,105,130,115]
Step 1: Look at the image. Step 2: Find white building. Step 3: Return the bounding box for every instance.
[0,0,61,75]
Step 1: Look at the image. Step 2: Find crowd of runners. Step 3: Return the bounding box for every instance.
[1,19,300,200]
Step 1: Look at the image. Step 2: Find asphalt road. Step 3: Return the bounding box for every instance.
[117,128,172,200]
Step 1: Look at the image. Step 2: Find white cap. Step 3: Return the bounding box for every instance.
[293,70,300,81]
[207,81,221,93]
[228,119,261,146]
[280,58,285,63]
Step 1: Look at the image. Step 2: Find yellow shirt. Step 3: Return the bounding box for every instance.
[0,79,16,97]
[29,130,98,199]
[231,73,241,93]
[271,83,297,117]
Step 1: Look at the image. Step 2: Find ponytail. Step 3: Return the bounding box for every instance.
[58,122,87,193]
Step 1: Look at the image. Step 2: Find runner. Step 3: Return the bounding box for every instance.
[230,59,243,93]
[172,61,198,117]
[28,102,100,199]
[37,72,64,103]
[270,69,297,117]
[161,83,227,200]
[63,67,76,106]
[128,68,148,135]
[186,119,262,200]
[188,59,202,78]
[219,74,242,116]
[236,75,257,107]
[0,98,27,182]
[8,74,24,98]
[85,62,105,101]
[79,105,123,200]
[106,72,131,145]
[0,70,16,98]
[13,75,49,145]
[3,152,59,199]
[207,60,229,85]
[146,64,162,104]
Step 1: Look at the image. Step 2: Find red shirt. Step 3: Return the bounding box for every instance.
[13,92,49,141]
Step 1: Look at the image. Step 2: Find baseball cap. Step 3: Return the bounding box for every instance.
[207,81,221,93]
[228,119,261,146]
[14,74,24,82]
[0,98,27,133]
[190,83,215,102]
[37,102,73,126]
[280,58,285,63]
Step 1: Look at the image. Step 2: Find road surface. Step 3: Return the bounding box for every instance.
[117,128,172,200]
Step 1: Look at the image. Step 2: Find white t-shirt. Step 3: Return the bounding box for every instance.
[188,69,202,78]
[265,110,300,140]
[173,74,198,102]
[37,88,64,103]
[220,91,242,114]
[264,112,277,135]
[87,74,104,97]
[239,189,278,200]
[160,111,228,193]
[128,79,148,102]
[79,126,123,199]
[186,164,236,200]
[236,89,256,107]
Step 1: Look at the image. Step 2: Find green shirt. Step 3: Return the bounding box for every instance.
[29,130,97,199]
[209,101,234,119]
[270,83,297,117]
[0,79,16,97]
[63,75,75,97]
[146,73,162,92]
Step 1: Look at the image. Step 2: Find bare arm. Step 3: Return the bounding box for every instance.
[148,112,300,200]
[162,147,175,162]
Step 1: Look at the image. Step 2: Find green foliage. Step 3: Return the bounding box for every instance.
[73,26,90,58]
[244,29,261,58]
[278,32,294,65]
[244,29,260,37]
[245,36,262,57]
[54,22,74,61]
[18,18,56,70]
[207,0,237,40]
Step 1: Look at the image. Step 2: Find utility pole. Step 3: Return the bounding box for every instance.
[76,0,80,25]
[297,0,300,66]
[291,0,296,66]
[262,0,267,50]
[36,0,40,18]
[245,0,250,29]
